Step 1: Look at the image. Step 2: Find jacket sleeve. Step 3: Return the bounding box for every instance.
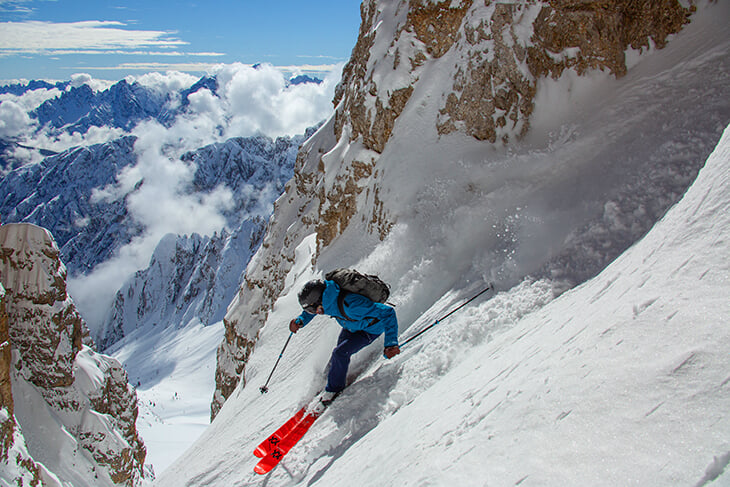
[378,305,399,348]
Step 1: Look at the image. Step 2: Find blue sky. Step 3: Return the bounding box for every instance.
[0,0,362,81]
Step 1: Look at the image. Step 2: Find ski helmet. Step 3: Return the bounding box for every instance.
[298,279,325,314]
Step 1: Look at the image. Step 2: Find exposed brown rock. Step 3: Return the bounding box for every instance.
[87,360,147,483]
[438,3,537,143]
[528,0,693,79]
[211,319,255,420]
[438,0,692,144]
[333,0,379,143]
[407,0,472,58]
[367,185,393,241]
[0,286,13,462]
[1,224,82,391]
[335,0,474,153]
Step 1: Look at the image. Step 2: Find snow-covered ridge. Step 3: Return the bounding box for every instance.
[98,220,264,352]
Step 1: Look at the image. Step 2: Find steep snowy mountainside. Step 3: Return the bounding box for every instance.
[0,223,147,486]
[212,0,729,416]
[0,136,141,275]
[98,219,264,352]
[158,123,729,487]
[298,124,730,486]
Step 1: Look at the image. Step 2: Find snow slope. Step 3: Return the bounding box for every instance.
[156,125,729,487]
[155,2,730,484]
[113,321,224,476]
[298,124,729,486]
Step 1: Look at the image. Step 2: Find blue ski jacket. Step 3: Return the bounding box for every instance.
[294,280,399,347]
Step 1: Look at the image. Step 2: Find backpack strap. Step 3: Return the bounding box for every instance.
[336,290,381,328]
[337,290,355,321]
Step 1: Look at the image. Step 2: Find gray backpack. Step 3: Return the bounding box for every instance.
[325,268,391,320]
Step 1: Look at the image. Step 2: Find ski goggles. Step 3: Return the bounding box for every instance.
[303,303,319,314]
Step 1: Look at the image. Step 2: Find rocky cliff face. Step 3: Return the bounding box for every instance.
[1,282,45,486]
[336,0,692,148]
[211,0,698,417]
[0,223,146,486]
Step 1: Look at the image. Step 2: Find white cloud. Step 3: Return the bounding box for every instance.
[69,72,116,91]
[0,84,60,111]
[0,0,33,15]
[0,20,188,53]
[127,71,199,96]
[212,62,342,137]
[0,98,36,137]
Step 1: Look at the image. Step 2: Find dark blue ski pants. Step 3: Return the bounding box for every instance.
[326,328,379,393]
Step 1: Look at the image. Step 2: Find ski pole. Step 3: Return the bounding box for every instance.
[400,283,494,348]
[259,331,294,394]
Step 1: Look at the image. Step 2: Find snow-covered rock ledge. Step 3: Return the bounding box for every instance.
[0,223,147,486]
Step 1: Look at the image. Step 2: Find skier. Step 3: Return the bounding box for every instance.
[290,278,400,402]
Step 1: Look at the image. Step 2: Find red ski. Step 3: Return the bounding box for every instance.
[253,406,306,458]
[253,409,322,474]
[253,394,336,475]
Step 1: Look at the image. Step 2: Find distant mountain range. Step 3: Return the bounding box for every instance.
[0,79,70,96]
[34,80,172,133]
[1,72,322,137]
[0,72,322,348]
